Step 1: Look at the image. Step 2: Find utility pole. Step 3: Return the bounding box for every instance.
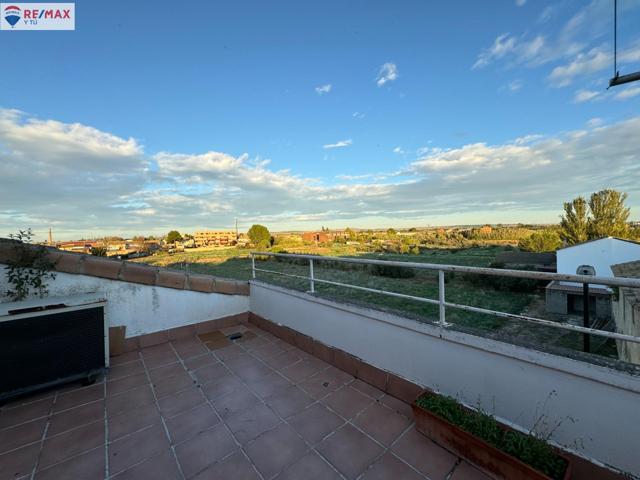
[235,218,239,240]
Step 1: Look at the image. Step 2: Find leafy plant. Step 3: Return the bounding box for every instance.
[369,263,415,278]
[4,229,57,301]
[416,393,567,480]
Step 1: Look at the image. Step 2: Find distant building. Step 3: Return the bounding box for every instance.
[302,232,329,243]
[194,230,237,247]
[545,237,640,321]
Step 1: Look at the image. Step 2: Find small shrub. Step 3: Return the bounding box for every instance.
[4,229,56,301]
[369,263,416,278]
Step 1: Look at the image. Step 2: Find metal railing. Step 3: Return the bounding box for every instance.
[250,252,640,348]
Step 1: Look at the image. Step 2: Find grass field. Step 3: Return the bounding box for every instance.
[132,245,617,359]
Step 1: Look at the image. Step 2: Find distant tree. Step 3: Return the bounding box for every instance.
[386,228,397,236]
[166,230,183,244]
[90,246,107,256]
[345,227,357,241]
[587,189,630,239]
[559,197,589,245]
[518,229,562,252]
[248,224,271,248]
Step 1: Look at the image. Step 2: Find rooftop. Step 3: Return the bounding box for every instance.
[0,322,487,480]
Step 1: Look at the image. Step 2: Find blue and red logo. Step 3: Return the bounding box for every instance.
[3,5,20,27]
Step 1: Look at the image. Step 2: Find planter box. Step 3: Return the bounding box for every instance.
[412,392,571,480]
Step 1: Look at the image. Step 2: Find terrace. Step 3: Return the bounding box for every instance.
[1,241,639,480]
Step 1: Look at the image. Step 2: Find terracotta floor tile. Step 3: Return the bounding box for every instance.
[212,385,260,419]
[192,450,259,480]
[265,385,313,418]
[281,359,327,383]
[350,379,385,400]
[0,418,46,454]
[288,403,344,445]
[231,362,273,383]
[192,363,228,385]
[142,348,178,369]
[153,372,196,398]
[158,387,205,419]
[380,394,413,419]
[391,427,458,479]
[245,372,293,399]
[360,452,424,480]
[250,342,286,360]
[39,420,104,469]
[450,461,493,480]
[107,402,161,442]
[109,351,140,366]
[175,424,236,478]
[148,362,185,382]
[183,353,218,371]
[213,344,245,361]
[35,446,105,480]
[0,441,40,479]
[353,403,412,446]
[225,404,281,445]
[298,367,354,399]
[201,374,244,401]
[107,360,146,381]
[165,403,220,445]
[316,424,384,480]
[0,397,53,429]
[220,325,249,337]
[322,386,373,420]
[245,423,308,479]
[112,449,181,480]
[107,372,149,397]
[54,383,104,412]
[108,424,170,475]
[106,385,155,417]
[262,351,302,370]
[276,451,341,480]
[47,400,104,436]
[197,331,227,343]
[172,339,208,360]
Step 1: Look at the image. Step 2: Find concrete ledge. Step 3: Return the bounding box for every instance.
[0,239,249,296]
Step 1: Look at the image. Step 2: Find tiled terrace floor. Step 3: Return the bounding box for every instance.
[0,324,490,480]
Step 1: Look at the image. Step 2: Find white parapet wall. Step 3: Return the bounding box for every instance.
[0,268,249,337]
[250,281,640,477]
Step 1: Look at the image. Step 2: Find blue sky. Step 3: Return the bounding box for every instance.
[1,0,640,239]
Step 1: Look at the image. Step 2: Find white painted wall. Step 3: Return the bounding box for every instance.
[250,282,640,477]
[557,238,640,287]
[0,266,249,337]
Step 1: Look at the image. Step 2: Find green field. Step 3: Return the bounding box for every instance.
[132,245,617,360]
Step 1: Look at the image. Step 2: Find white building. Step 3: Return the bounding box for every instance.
[546,237,640,320]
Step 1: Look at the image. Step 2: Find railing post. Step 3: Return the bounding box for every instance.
[438,270,447,327]
[583,282,590,353]
[251,254,256,279]
[309,258,315,293]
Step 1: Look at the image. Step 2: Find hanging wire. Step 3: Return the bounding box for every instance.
[614,0,618,78]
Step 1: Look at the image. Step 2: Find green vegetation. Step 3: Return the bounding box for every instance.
[518,229,562,252]
[90,246,107,256]
[416,393,567,480]
[248,224,271,248]
[560,189,631,244]
[4,229,56,301]
[166,230,183,244]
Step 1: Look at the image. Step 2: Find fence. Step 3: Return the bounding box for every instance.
[250,252,640,349]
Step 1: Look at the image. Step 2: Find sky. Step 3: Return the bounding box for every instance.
[1,0,640,240]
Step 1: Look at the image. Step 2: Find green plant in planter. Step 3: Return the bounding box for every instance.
[4,229,57,301]
[416,394,567,480]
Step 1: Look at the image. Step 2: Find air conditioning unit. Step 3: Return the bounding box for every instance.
[0,295,108,402]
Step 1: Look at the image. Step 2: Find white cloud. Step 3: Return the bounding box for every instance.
[2,108,640,238]
[614,87,640,101]
[573,89,601,103]
[586,117,603,128]
[323,139,352,149]
[515,0,526,6]
[393,147,405,154]
[501,79,523,93]
[352,112,365,119]
[315,84,332,95]
[376,63,398,87]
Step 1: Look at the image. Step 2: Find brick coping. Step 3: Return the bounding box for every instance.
[0,239,248,296]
